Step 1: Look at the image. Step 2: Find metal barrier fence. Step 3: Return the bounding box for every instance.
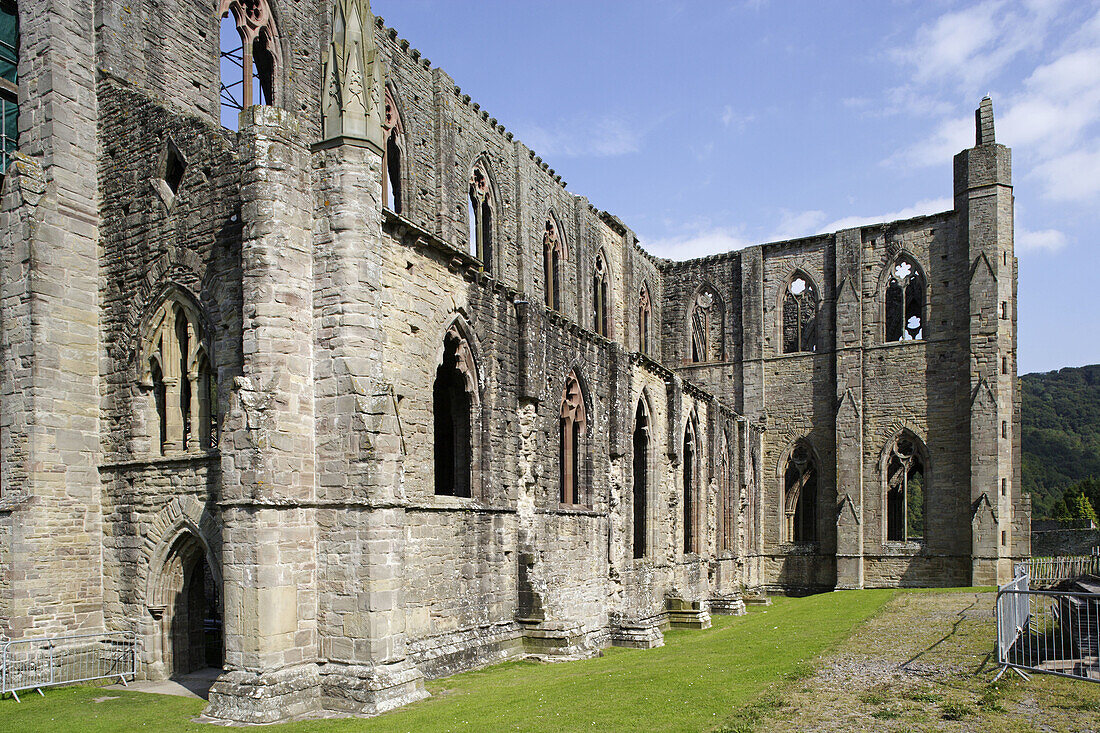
[1,631,138,701]
[1022,555,1100,587]
[996,570,1100,683]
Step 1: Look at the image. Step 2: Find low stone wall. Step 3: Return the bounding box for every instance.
[1031,528,1100,557]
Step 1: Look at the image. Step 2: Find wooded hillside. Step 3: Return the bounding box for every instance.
[1022,364,1100,518]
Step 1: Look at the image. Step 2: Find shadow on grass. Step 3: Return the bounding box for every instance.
[1,591,897,733]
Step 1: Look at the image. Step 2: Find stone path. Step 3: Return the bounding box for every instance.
[740,591,1100,733]
[106,667,220,701]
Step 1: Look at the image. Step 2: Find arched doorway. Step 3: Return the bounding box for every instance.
[151,530,222,677]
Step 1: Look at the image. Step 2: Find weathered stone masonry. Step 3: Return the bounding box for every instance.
[0,0,1026,723]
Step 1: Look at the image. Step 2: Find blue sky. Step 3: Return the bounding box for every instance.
[373,0,1099,375]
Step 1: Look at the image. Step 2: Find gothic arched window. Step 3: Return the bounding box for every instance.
[469,160,494,271]
[218,0,280,130]
[718,432,733,554]
[559,371,586,505]
[543,216,564,311]
[593,251,610,337]
[691,302,707,363]
[140,296,216,455]
[638,284,652,356]
[632,399,650,559]
[783,441,817,543]
[434,324,478,498]
[683,418,699,554]
[885,256,925,342]
[382,86,406,215]
[782,273,817,354]
[688,284,724,364]
[0,0,18,181]
[885,433,926,543]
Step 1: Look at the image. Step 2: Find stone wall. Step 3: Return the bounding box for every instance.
[0,0,1024,724]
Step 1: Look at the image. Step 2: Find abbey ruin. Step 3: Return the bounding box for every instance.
[0,0,1027,723]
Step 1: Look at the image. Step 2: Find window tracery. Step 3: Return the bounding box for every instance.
[218,0,280,130]
[718,432,733,554]
[593,251,610,337]
[434,324,477,498]
[683,418,699,554]
[468,161,494,270]
[782,273,817,353]
[638,284,652,355]
[559,370,586,505]
[382,86,405,214]
[139,297,216,455]
[884,256,925,342]
[543,216,564,311]
[691,300,708,363]
[632,399,649,559]
[885,434,925,543]
[688,284,724,363]
[783,441,817,543]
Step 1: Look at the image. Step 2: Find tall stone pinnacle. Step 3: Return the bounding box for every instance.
[321,0,385,149]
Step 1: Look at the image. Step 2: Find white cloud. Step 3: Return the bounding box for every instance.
[767,198,954,240]
[888,115,973,168]
[642,198,956,260]
[887,0,1100,216]
[892,0,1060,92]
[769,209,826,241]
[721,105,754,129]
[644,227,753,260]
[1031,144,1100,202]
[1017,227,1068,253]
[514,114,644,158]
[822,198,954,233]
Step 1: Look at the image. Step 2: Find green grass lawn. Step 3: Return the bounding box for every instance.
[0,590,895,733]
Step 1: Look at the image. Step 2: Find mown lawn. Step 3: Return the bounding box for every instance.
[0,590,895,733]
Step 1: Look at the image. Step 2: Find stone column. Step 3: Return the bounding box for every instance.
[953,97,1019,586]
[308,0,426,715]
[311,136,427,716]
[162,326,184,453]
[205,107,320,724]
[834,228,864,589]
[0,0,103,639]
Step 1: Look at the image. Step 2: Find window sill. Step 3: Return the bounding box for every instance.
[779,542,819,555]
[540,505,602,517]
[410,496,515,513]
[881,541,924,555]
[99,450,221,471]
[871,339,927,350]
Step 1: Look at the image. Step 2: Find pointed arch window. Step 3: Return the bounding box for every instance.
[434,325,477,498]
[783,441,817,543]
[559,371,587,505]
[683,419,699,554]
[885,256,925,341]
[638,284,652,356]
[688,285,723,363]
[543,216,564,311]
[0,0,18,181]
[140,297,216,455]
[469,161,494,271]
[718,432,733,554]
[885,434,926,543]
[593,251,610,337]
[632,399,650,559]
[218,0,280,130]
[382,86,406,215]
[782,274,817,353]
[691,301,707,363]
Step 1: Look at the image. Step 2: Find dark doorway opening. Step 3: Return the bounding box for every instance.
[157,532,222,677]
